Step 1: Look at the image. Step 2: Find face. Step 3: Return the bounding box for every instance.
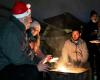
[31,26,41,36]
[20,14,32,30]
[72,31,81,41]
[91,14,97,22]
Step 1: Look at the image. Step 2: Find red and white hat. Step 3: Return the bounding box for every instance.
[11,2,31,18]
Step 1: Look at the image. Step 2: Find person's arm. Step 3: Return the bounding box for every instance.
[61,41,69,64]
[81,41,89,63]
[1,25,49,72]
[1,27,33,65]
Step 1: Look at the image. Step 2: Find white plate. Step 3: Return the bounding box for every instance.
[89,40,100,43]
[49,57,59,63]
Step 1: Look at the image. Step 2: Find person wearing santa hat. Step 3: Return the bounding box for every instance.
[0,1,49,80]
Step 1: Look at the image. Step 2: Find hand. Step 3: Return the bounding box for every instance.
[43,55,52,64]
[37,59,49,72]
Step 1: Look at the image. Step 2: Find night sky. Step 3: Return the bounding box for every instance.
[0,0,100,22]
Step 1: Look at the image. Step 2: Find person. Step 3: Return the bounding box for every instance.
[58,28,90,80]
[26,21,53,65]
[27,21,45,60]
[83,10,99,80]
[0,2,49,80]
[83,10,98,42]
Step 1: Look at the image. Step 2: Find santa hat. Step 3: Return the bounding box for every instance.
[11,2,31,18]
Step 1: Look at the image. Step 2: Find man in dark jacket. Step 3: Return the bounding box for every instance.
[0,1,49,80]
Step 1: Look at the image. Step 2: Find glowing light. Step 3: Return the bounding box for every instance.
[50,60,87,73]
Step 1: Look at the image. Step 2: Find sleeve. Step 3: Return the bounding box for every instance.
[81,41,89,63]
[1,28,34,65]
[61,41,69,64]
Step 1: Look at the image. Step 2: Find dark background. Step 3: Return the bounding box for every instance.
[0,0,100,22]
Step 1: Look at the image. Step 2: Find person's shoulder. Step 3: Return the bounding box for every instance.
[0,17,17,35]
[65,39,71,43]
[0,17,10,28]
[80,38,86,44]
[0,16,10,24]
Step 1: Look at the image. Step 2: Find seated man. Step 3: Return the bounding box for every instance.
[57,28,90,80]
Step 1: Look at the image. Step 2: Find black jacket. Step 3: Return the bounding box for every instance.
[0,8,38,71]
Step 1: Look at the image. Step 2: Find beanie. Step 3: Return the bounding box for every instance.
[30,21,41,29]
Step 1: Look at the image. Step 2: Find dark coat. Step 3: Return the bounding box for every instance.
[0,8,37,71]
[83,20,98,42]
